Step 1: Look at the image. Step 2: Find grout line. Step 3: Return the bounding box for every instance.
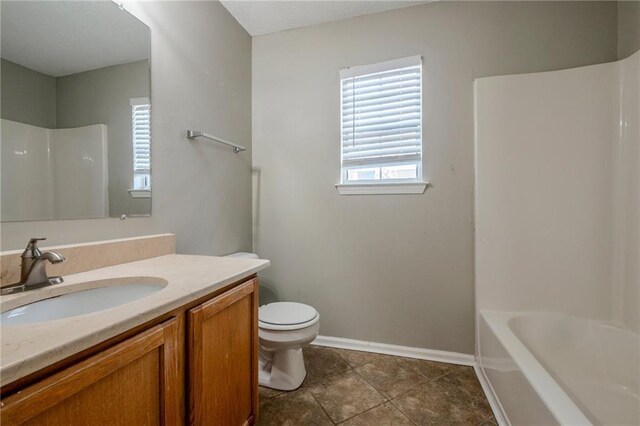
[388,397,420,426]
[308,389,338,425]
[383,375,435,403]
[304,366,354,389]
[298,346,494,426]
[406,363,457,383]
[475,416,497,426]
[335,401,387,424]
[330,346,374,370]
[262,389,290,403]
[302,349,355,425]
[386,385,418,401]
[308,349,389,424]
[258,386,284,402]
[351,367,391,402]
[429,370,457,383]
[430,370,497,424]
[474,405,498,424]
[347,351,463,402]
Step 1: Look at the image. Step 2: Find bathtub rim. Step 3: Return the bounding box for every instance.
[479,310,592,426]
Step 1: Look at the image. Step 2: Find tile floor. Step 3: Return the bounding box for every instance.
[258,346,497,425]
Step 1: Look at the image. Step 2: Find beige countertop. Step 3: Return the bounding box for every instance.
[0,254,270,387]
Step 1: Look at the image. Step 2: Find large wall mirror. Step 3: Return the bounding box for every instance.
[1,1,151,222]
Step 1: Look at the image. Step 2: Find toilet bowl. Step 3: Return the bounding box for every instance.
[258,302,319,390]
[226,252,320,391]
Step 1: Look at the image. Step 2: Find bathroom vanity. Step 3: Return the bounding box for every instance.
[0,242,270,426]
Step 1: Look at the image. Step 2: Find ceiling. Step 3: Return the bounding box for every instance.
[220,0,432,36]
[1,1,149,77]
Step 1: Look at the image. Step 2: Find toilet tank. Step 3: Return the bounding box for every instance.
[226,252,276,306]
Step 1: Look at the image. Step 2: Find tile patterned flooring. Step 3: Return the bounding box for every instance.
[258,346,497,425]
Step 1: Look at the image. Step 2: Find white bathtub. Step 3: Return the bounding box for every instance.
[478,311,639,425]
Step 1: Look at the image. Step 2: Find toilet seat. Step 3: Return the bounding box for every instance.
[259,302,319,331]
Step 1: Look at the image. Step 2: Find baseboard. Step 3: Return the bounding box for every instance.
[311,335,475,366]
[474,363,509,426]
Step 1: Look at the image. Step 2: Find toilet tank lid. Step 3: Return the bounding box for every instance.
[259,302,318,326]
[226,252,259,259]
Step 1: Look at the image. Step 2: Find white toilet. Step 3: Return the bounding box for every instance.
[226,252,320,391]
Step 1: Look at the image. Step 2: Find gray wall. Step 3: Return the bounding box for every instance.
[1,58,56,128]
[56,60,150,216]
[0,1,253,258]
[619,1,640,59]
[252,1,618,353]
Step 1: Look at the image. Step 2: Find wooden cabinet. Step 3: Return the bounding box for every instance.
[1,318,181,426]
[188,278,259,425]
[0,275,259,426]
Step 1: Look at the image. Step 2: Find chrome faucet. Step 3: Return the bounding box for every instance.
[1,238,65,295]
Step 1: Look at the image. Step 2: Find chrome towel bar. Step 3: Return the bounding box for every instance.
[186,130,246,153]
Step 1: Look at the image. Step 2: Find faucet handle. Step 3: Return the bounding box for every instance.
[22,237,46,258]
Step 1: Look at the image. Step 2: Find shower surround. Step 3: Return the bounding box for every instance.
[1,120,108,221]
[474,52,639,425]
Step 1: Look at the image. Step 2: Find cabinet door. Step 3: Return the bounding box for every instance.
[1,318,181,426]
[188,278,259,426]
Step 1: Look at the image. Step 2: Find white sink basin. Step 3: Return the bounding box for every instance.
[1,278,166,326]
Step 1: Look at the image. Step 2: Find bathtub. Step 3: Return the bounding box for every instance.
[478,311,639,425]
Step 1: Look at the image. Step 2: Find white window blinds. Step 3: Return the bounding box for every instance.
[130,97,150,189]
[340,56,422,182]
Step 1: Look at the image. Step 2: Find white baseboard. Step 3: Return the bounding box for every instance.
[311,335,475,366]
[474,363,509,426]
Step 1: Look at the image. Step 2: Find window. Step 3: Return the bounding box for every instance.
[130,97,151,191]
[338,56,426,195]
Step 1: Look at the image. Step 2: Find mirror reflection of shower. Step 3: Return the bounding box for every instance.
[1,121,108,221]
[0,1,151,221]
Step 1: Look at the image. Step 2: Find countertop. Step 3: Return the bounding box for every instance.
[0,254,270,387]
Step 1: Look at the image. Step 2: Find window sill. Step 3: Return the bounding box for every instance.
[128,189,151,199]
[335,181,429,195]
